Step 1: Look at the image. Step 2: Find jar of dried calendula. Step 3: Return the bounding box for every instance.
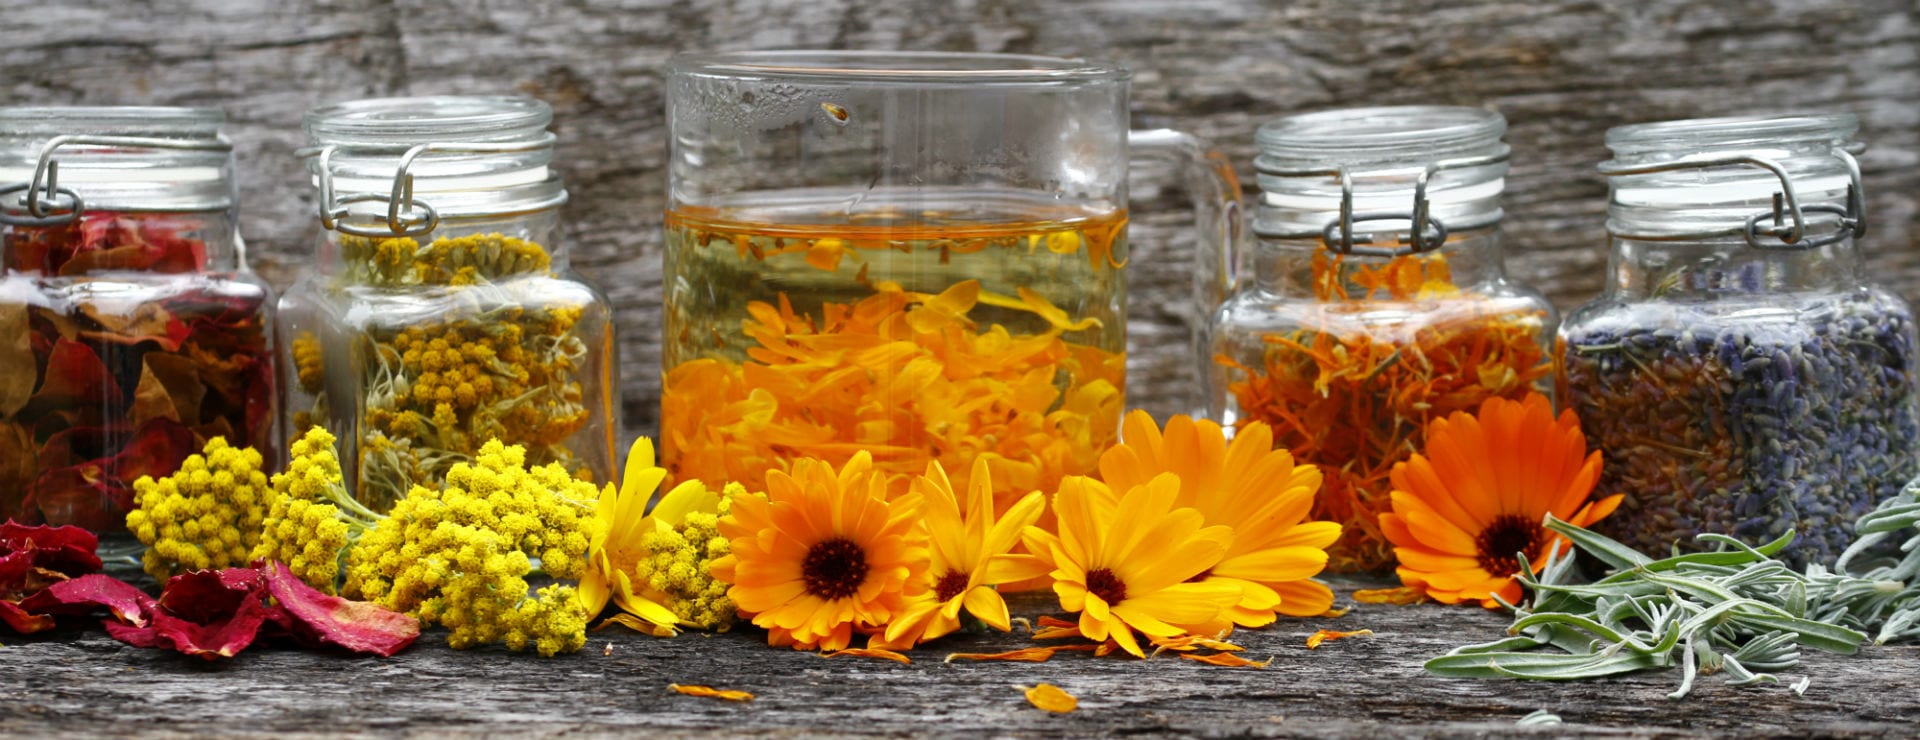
[1210,106,1556,573]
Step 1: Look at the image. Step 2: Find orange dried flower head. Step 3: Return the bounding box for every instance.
[1022,474,1241,658]
[710,452,927,651]
[1098,411,1341,627]
[1379,392,1622,608]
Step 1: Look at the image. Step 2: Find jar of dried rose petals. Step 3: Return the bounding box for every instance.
[280,96,615,511]
[1210,106,1555,573]
[1558,114,1919,567]
[0,107,276,538]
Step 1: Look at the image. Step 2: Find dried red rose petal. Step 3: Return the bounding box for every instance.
[266,562,418,657]
[19,573,154,627]
[0,520,103,576]
[0,598,55,633]
[106,568,273,660]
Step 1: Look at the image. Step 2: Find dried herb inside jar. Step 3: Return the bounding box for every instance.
[0,212,274,532]
[1557,293,1920,566]
[1218,251,1550,573]
[289,232,594,510]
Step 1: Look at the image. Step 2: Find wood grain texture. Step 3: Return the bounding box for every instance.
[2,585,1917,738]
[0,0,1915,439]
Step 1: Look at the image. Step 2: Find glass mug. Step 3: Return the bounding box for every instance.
[661,51,1238,513]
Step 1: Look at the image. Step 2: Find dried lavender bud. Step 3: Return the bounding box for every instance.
[1558,289,1920,567]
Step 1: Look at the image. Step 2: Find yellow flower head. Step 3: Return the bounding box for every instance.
[879,458,1047,648]
[710,451,927,651]
[1099,411,1341,625]
[583,436,735,635]
[1023,474,1242,658]
[1380,392,1622,608]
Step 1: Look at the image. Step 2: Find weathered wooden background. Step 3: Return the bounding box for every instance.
[2,0,1916,438]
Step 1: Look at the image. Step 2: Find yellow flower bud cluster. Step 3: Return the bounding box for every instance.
[343,438,607,656]
[338,232,552,287]
[291,331,325,394]
[252,427,381,594]
[631,483,745,631]
[125,437,270,580]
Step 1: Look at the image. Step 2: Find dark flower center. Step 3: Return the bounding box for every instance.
[1475,514,1548,578]
[934,570,970,603]
[801,537,869,600]
[1086,567,1128,605]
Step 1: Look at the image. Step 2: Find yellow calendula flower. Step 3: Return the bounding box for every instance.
[583,437,739,635]
[1022,474,1241,658]
[1098,411,1342,626]
[879,458,1047,648]
[710,451,927,651]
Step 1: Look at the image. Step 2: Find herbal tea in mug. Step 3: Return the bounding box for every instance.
[662,52,1237,510]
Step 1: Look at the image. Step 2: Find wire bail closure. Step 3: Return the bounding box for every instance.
[1599,146,1867,250]
[1255,150,1508,259]
[0,134,233,226]
[299,134,560,239]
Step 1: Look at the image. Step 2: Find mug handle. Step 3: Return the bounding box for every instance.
[1128,128,1244,418]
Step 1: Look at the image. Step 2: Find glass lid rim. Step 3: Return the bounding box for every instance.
[305,95,553,140]
[1606,113,1860,152]
[1255,105,1507,152]
[668,50,1131,84]
[0,106,224,132]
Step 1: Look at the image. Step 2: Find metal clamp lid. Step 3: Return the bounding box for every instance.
[298,133,562,239]
[1598,145,1867,250]
[1253,150,1509,259]
[0,134,234,226]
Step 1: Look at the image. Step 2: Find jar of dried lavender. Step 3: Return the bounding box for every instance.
[0,108,276,542]
[279,96,616,511]
[1558,114,1919,566]
[1210,106,1556,573]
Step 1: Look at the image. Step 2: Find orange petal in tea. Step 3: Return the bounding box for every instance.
[1180,652,1272,668]
[1306,628,1374,650]
[669,684,754,702]
[824,648,911,665]
[1024,683,1078,713]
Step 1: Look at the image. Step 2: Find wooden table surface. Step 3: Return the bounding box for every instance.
[4,583,1915,739]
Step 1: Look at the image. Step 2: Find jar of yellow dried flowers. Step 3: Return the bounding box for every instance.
[280,96,615,511]
[1210,106,1555,573]
[1559,114,1918,567]
[0,107,275,540]
[662,51,1240,510]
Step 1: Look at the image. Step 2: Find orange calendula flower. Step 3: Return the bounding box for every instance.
[1379,392,1622,608]
[1022,474,1242,658]
[710,451,928,651]
[880,458,1048,648]
[1098,411,1341,627]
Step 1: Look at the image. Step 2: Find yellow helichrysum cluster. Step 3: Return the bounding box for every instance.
[252,427,382,593]
[339,232,552,287]
[126,437,271,580]
[629,484,743,631]
[291,332,325,393]
[344,439,606,656]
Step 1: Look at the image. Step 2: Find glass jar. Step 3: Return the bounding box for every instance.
[1210,106,1555,573]
[0,107,276,537]
[662,51,1239,508]
[1558,114,1918,566]
[280,96,616,511]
